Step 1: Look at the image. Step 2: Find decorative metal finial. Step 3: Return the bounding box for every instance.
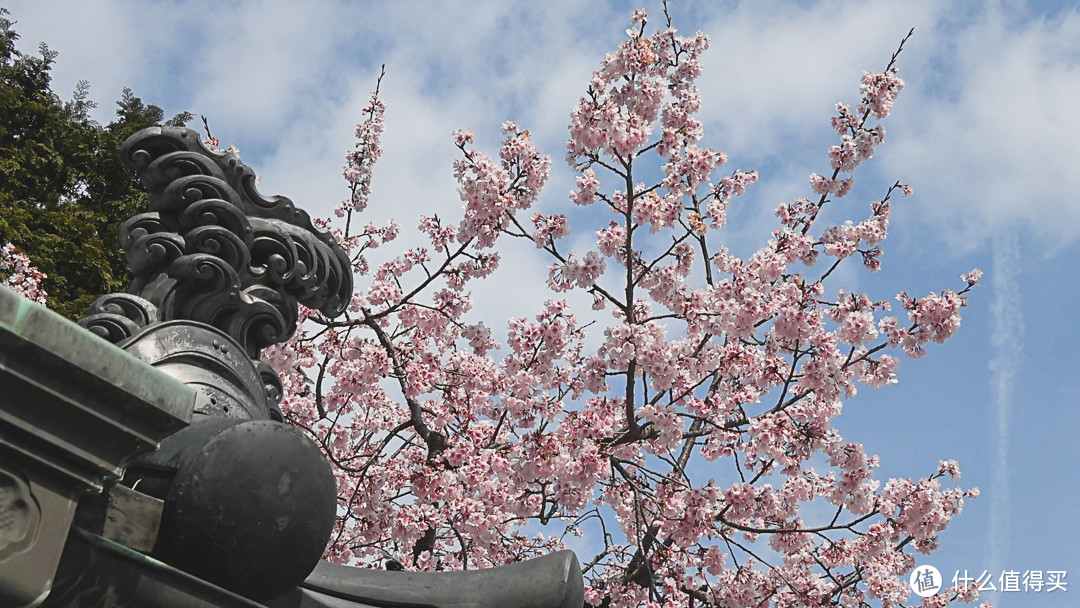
[79,126,352,359]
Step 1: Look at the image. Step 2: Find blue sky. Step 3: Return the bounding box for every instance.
[6,1,1078,605]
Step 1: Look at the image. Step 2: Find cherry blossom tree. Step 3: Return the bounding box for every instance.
[258,5,987,608]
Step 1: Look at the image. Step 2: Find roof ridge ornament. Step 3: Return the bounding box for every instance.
[80,126,352,359]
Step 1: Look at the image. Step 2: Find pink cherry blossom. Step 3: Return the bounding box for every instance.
[1,243,47,305]
[262,11,981,608]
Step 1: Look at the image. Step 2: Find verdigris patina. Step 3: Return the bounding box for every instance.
[0,126,584,608]
[0,285,194,607]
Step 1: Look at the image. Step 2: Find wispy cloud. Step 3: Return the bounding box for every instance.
[11,0,1080,253]
[887,4,1080,251]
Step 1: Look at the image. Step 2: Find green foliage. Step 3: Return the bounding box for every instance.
[0,8,192,319]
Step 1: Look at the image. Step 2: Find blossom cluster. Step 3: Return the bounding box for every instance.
[339,69,386,219]
[1,243,47,304]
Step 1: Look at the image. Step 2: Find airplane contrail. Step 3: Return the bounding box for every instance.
[987,230,1022,603]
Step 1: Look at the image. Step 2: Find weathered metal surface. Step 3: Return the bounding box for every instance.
[0,460,78,608]
[265,587,379,608]
[0,287,195,474]
[56,125,354,602]
[74,482,165,556]
[0,285,196,607]
[104,484,165,554]
[118,321,282,420]
[263,551,585,608]
[0,122,587,607]
[43,527,267,608]
[150,419,337,602]
[0,464,40,561]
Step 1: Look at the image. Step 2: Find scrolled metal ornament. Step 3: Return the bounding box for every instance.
[124,229,185,276]
[185,225,251,274]
[77,293,158,344]
[119,212,168,249]
[111,126,352,357]
[70,127,359,600]
[159,175,244,216]
[178,196,252,239]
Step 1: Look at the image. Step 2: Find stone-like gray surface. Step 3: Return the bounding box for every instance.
[276,550,586,608]
[0,285,195,607]
[1,286,196,443]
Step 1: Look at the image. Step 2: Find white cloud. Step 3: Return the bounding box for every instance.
[694,0,943,159]
[886,4,1080,250]
[4,0,155,117]
[181,0,358,144]
[12,0,1080,250]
